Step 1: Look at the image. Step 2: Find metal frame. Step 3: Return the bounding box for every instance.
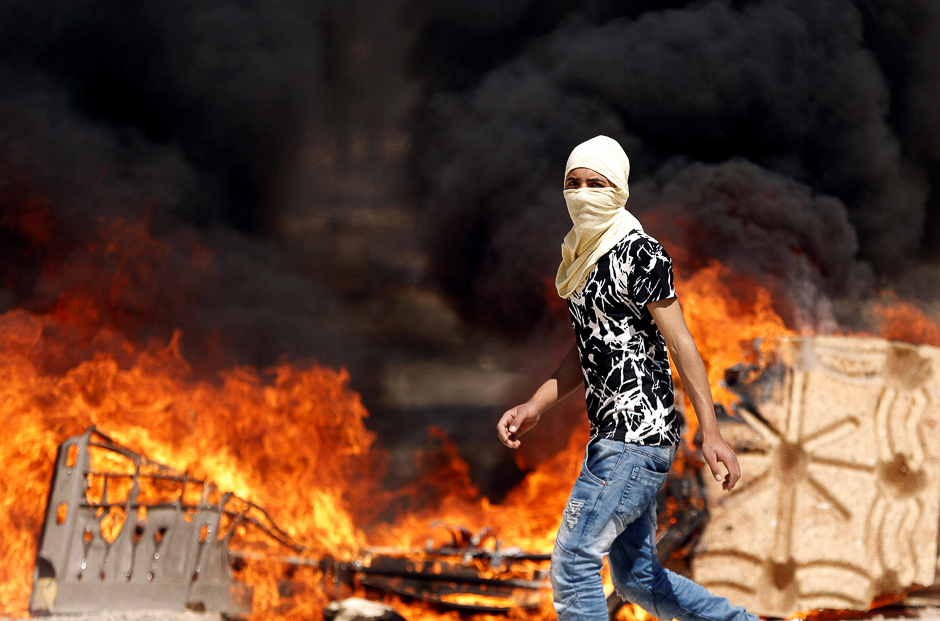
[30,427,294,614]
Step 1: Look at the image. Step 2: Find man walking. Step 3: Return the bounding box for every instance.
[497,136,758,621]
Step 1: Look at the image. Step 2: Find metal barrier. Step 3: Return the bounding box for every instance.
[29,427,287,614]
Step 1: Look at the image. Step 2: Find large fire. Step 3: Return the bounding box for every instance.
[1,217,937,621]
[672,262,793,426]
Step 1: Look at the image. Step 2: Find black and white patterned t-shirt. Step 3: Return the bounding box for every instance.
[567,230,680,446]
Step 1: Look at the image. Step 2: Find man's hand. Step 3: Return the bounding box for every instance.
[497,344,584,449]
[701,434,742,492]
[497,402,542,449]
[647,297,743,493]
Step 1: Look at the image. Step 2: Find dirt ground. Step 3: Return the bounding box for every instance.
[6,607,940,621]
[4,612,220,621]
[844,607,940,621]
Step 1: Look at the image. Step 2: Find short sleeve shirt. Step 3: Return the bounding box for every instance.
[566,230,680,446]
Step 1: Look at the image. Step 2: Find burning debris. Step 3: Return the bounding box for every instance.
[238,524,554,615]
[30,427,558,617]
[14,283,940,621]
[29,421,711,618]
[692,336,940,618]
[321,544,548,614]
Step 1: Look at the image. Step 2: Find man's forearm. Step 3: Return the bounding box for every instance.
[529,344,584,414]
[497,343,584,448]
[667,330,743,490]
[668,335,721,438]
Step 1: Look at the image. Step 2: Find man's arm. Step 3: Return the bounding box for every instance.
[497,344,583,449]
[647,297,742,491]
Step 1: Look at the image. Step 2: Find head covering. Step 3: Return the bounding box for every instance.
[564,135,631,193]
[555,136,643,299]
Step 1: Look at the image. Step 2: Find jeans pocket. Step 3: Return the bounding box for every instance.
[615,465,668,529]
[582,438,624,485]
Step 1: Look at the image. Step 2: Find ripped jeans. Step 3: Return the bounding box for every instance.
[551,439,757,621]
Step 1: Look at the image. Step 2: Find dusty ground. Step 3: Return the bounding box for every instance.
[3,612,221,621]
[836,607,940,621]
[6,607,940,621]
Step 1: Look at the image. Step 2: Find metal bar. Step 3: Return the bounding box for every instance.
[356,566,547,590]
[357,575,544,613]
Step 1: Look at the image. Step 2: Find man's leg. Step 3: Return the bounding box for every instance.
[609,496,757,621]
[551,440,677,621]
[551,438,623,620]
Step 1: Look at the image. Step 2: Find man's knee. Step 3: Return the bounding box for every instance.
[612,579,652,608]
[611,566,647,604]
[550,542,575,591]
[615,562,668,594]
[551,539,604,593]
[610,548,667,604]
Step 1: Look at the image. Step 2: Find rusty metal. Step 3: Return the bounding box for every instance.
[30,427,300,615]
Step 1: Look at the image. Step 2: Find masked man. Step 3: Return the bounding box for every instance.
[497,136,758,621]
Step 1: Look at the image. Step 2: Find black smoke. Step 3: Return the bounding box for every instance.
[2,0,938,354]
[413,0,940,335]
[0,0,412,375]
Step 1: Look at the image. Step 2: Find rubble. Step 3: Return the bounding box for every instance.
[691,336,940,617]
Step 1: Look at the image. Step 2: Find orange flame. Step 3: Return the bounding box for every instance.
[872,292,940,347]
[6,214,940,621]
[0,307,379,618]
[0,217,801,620]
[673,262,794,435]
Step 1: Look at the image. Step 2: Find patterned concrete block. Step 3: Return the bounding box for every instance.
[691,336,940,618]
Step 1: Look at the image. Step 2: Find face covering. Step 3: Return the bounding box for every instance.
[555,136,644,299]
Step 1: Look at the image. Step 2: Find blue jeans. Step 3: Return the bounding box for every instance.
[551,439,757,621]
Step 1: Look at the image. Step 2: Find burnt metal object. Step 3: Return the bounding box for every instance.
[31,427,300,615]
[238,547,550,614]
[357,557,545,613]
[424,521,551,567]
[355,524,550,613]
[324,552,548,614]
[253,524,551,615]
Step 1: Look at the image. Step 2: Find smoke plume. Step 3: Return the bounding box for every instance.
[414,0,938,334]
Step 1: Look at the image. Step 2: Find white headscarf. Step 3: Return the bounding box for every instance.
[555,136,644,299]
